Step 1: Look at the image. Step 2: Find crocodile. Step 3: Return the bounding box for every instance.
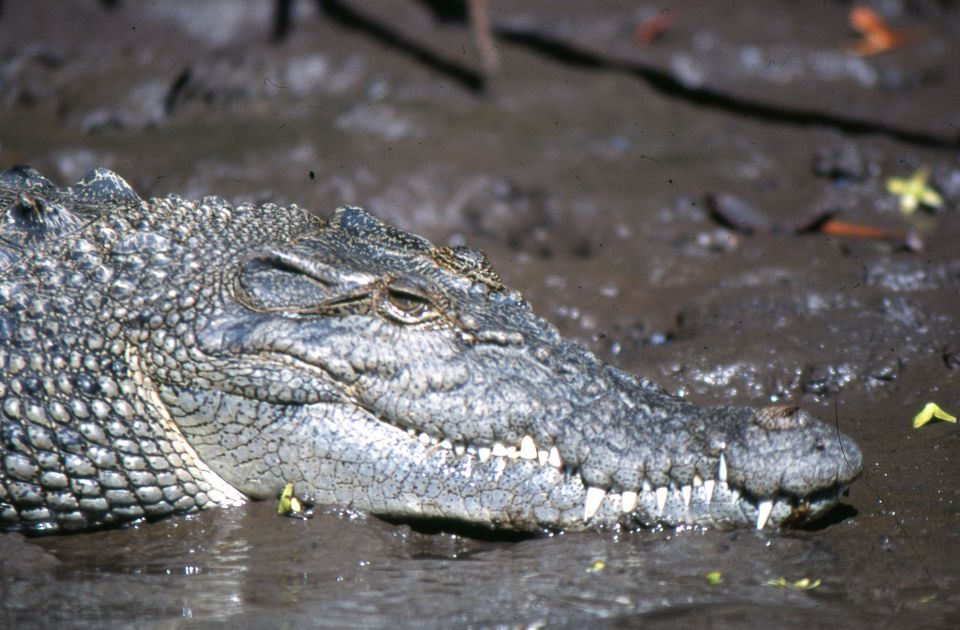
[0,166,863,535]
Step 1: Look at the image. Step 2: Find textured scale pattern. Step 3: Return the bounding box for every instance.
[1,167,862,535]
[0,168,302,531]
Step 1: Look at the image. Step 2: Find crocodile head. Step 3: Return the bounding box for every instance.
[166,205,862,531]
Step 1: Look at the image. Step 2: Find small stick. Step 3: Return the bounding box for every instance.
[469,0,499,75]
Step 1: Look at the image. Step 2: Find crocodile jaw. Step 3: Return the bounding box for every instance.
[282,405,858,531]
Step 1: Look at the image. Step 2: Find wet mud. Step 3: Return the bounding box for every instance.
[2,1,959,627]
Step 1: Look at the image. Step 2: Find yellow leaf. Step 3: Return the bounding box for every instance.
[885,169,944,215]
[792,578,821,589]
[586,561,606,573]
[277,482,299,516]
[766,577,822,590]
[921,188,944,207]
[705,570,723,585]
[913,402,958,428]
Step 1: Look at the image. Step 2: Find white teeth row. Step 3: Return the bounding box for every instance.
[584,487,606,520]
[408,431,776,530]
[406,429,565,469]
[581,479,775,529]
[581,452,777,529]
[756,499,774,530]
[520,435,537,460]
[703,479,715,503]
[655,486,669,514]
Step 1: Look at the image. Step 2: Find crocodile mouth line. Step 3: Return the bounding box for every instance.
[267,353,844,530]
[390,423,843,530]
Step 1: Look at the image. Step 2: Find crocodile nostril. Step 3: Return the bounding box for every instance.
[753,404,801,430]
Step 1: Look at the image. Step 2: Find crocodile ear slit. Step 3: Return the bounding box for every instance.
[0,191,89,273]
[0,167,120,261]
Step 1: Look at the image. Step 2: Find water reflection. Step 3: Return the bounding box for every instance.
[1,502,952,627]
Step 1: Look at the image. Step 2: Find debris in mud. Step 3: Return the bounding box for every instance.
[706,193,922,250]
[886,168,945,215]
[817,219,923,251]
[848,6,915,57]
[766,576,822,590]
[634,10,676,46]
[706,194,781,235]
[468,0,499,76]
[912,402,957,428]
[277,482,310,518]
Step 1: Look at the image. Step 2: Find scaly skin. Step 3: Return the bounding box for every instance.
[0,167,862,534]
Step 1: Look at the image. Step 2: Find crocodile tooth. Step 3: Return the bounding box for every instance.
[537,450,549,466]
[519,435,538,460]
[478,447,492,462]
[655,487,668,515]
[681,485,691,508]
[693,474,703,487]
[491,442,508,457]
[506,446,519,459]
[703,479,715,504]
[439,439,452,450]
[547,447,562,469]
[718,452,728,483]
[454,444,466,457]
[418,432,431,445]
[642,480,652,494]
[584,486,606,520]
[756,500,774,530]
[407,428,417,437]
[621,490,638,513]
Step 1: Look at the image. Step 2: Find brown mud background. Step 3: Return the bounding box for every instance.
[1,1,959,627]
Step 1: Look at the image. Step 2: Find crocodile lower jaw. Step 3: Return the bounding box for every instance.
[392,425,844,530]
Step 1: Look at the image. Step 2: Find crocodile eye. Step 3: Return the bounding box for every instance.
[383,281,436,324]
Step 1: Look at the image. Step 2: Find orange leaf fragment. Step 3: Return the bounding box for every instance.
[635,11,676,46]
[849,6,913,56]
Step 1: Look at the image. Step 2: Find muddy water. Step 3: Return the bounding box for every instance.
[2,1,960,627]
